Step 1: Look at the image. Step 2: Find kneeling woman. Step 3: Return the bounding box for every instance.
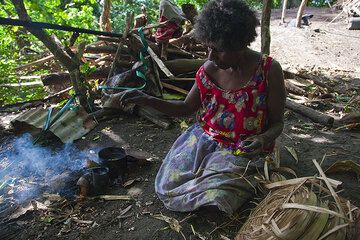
[120,0,286,215]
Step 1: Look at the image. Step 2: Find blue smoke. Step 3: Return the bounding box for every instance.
[0,134,95,203]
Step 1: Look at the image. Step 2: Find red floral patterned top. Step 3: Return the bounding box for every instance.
[195,55,274,153]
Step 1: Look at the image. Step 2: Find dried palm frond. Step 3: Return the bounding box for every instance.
[236,160,359,240]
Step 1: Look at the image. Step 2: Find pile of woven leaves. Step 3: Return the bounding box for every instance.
[236,160,360,240]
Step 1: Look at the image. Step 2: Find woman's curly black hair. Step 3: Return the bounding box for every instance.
[194,0,259,51]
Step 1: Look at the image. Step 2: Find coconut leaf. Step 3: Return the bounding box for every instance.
[297,201,329,240]
[325,160,360,179]
[285,146,298,164]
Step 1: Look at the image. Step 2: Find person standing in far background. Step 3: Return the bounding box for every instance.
[155,0,186,60]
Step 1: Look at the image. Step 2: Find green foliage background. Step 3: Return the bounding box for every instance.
[0,0,328,105]
[0,0,99,105]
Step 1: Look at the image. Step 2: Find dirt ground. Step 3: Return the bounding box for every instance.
[1,7,360,240]
[254,7,360,79]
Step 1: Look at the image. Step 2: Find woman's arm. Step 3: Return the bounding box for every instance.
[119,82,202,117]
[242,59,286,152]
[260,59,286,145]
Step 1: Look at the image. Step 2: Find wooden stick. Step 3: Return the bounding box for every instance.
[20,75,42,80]
[285,99,334,126]
[131,33,174,78]
[147,46,174,78]
[97,36,123,43]
[296,0,309,28]
[107,12,133,80]
[14,54,54,71]
[161,82,189,95]
[281,0,288,23]
[327,10,344,25]
[0,81,43,87]
[89,195,132,201]
[130,20,169,34]
[162,77,195,81]
[0,86,72,111]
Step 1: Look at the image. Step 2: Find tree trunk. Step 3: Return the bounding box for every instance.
[11,0,89,109]
[100,0,112,32]
[261,0,272,55]
[296,0,308,28]
[281,0,288,23]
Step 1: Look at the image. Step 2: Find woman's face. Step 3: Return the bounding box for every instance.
[207,46,243,70]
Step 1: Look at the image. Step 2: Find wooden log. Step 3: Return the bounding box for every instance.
[11,0,88,109]
[168,48,194,59]
[41,72,69,85]
[85,45,119,54]
[284,79,306,96]
[164,59,206,76]
[41,58,133,86]
[283,70,335,92]
[285,99,334,126]
[187,45,207,52]
[20,75,42,80]
[14,54,54,71]
[94,55,113,63]
[309,77,334,92]
[339,112,360,124]
[41,68,110,85]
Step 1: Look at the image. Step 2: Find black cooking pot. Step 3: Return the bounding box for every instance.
[98,147,127,180]
[90,167,109,194]
[78,166,109,196]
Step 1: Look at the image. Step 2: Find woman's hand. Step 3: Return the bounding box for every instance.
[240,135,268,157]
[119,89,151,107]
